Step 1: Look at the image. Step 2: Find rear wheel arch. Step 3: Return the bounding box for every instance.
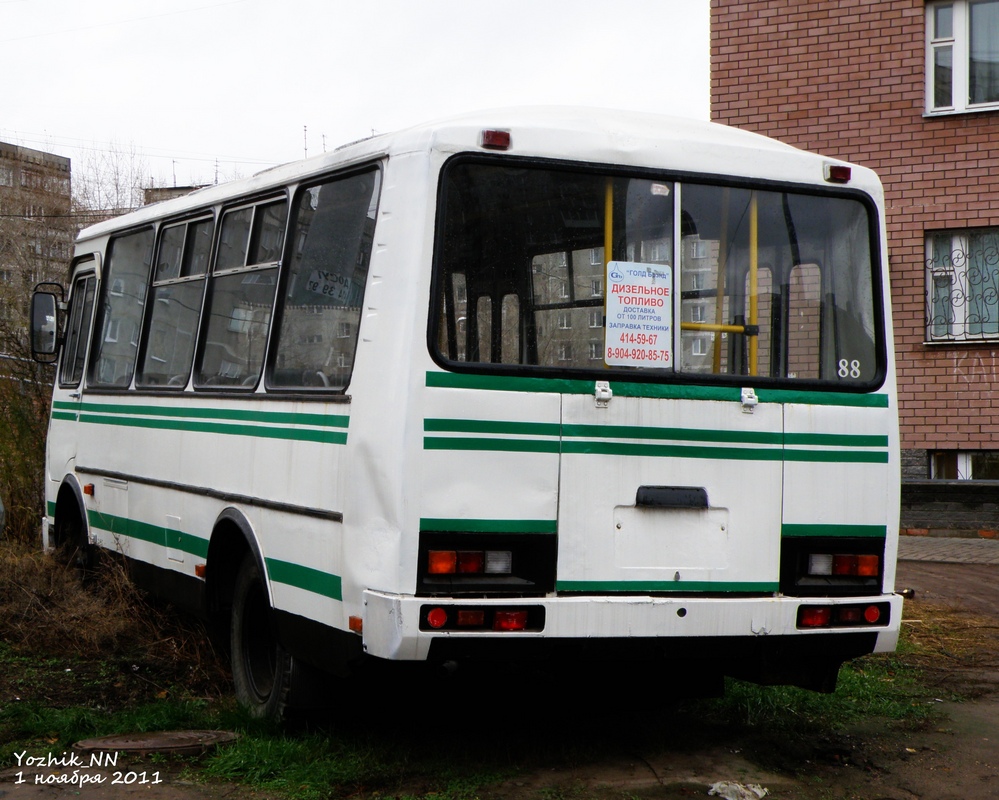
[205,507,265,630]
[51,478,92,568]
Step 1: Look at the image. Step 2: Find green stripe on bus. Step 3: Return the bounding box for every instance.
[560,439,785,460]
[759,389,890,408]
[426,371,890,407]
[565,425,886,449]
[424,436,561,454]
[563,423,783,445]
[426,372,585,395]
[70,401,349,428]
[420,518,558,533]
[424,418,561,437]
[427,435,883,464]
[265,558,342,601]
[783,449,888,464]
[782,524,887,538]
[77,413,348,445]
[557,580,778,593]
[86,510,209,558]
[52,411,77,421]
[784,432,889,448]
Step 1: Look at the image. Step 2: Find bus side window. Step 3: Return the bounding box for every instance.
[137,217,213,388]
[270,169,380,390]
[89,229,155,388]
[196,199,287,389]
[59,272,97,387]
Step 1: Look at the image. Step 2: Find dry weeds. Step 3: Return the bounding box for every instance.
[0,541,229,700]
[899,599,999,698]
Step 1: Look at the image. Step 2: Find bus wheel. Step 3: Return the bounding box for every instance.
[53,502,94,575]
[230,554,292,720]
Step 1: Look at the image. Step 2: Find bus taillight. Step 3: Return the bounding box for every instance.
[419,605,544,631]
[783,540,885,596]
[493,611,528,631]
[426,607,448,629]
[797,602,889,629]
[808,553,880,578]
[427,549,513,575]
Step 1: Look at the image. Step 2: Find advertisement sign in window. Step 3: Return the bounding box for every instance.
[604,261,673,367]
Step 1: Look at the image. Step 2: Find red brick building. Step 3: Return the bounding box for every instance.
[712,0,999,531]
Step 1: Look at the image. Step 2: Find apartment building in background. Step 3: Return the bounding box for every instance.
[712,0,999,533]
[0,142,73,305]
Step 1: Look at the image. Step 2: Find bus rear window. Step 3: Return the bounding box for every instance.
[432,160,882,388]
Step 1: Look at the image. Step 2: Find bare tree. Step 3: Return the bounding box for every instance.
[72,139,148,219]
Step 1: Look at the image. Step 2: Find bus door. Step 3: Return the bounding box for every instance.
[47,261,98,485]
[553,181,791,595]
[556,387,784,595]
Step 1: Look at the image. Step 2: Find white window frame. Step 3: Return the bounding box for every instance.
[690,239,708,259]
[229,306,253,333]
[925,227,999,342]
[926,1,999,115]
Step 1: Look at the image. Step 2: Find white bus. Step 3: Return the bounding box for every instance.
[32,108,901,719]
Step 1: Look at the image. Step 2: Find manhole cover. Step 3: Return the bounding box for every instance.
[74,730,239,756]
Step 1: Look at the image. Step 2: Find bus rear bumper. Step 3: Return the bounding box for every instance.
[360,590,903,663]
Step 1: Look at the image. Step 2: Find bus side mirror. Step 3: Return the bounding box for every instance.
[30,290,60,363]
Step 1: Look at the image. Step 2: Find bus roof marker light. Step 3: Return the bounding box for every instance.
[480,129,511,150]
[824,163,852,183]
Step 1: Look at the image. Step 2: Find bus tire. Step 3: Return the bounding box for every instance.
[230,554,292,721]
[53,494,94,575]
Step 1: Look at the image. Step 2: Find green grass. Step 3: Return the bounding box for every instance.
[690,637,934,735]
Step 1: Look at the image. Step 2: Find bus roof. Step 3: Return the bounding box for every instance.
[77,107,878,242]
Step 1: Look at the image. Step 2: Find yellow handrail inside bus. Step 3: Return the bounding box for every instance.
[681,322,751,334]
[604,178,614,266]
[713,188,729,373]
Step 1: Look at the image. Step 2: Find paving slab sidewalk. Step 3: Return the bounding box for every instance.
[898,534,999,565]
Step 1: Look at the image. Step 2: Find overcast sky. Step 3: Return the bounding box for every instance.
[1,0,709,190]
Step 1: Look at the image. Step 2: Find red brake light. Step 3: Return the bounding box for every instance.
[856,555,880,576]
[457,551,485,573]
[456,610,485,627]
[799,606,832,628]
[426,607,448,629]
[832,555,855,575]
[493,610,528,631]
[836,606,864,625]
[428,550,457,574]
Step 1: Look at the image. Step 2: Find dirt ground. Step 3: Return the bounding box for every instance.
[3,559,999,800]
